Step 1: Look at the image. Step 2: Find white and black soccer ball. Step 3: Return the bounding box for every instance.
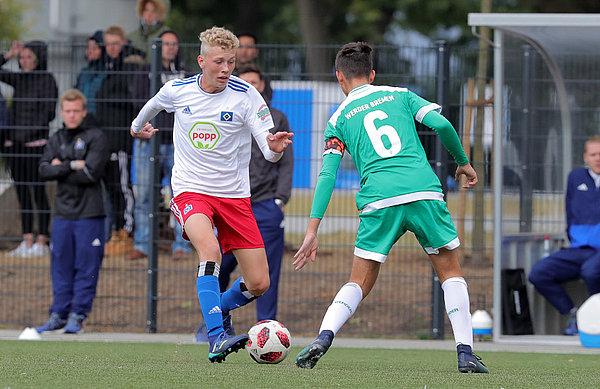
[246,320,292,364]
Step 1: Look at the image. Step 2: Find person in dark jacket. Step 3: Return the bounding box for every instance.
[75,30,106,116]
[529,135,600,335]
[221,63,293,320]
[96,25,139,256]
[129,29,192,261]
[36,89,109,334]
[0,40,57,258]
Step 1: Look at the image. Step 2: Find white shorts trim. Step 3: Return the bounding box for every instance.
[425,237,461,255]
[354,247,387,263]
[361,191,444,214]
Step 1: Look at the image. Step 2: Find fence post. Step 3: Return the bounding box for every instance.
[431,40,449,340]
[519,45,533,232]
[146,38,162,333]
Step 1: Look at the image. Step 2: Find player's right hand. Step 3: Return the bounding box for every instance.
[130,122,158,139]
[293,232,319,271]
[455,163,478,188]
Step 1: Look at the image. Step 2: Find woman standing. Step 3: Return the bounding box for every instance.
[0,40,58,257]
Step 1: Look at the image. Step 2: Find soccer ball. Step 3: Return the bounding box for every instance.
[246,320,291,364]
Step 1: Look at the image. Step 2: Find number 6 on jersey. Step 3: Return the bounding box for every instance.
[364,110,401,158]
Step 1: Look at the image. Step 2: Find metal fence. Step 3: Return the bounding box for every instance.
[2,39,503,338]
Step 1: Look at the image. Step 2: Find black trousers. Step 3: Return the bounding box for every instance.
[4,143,50,236]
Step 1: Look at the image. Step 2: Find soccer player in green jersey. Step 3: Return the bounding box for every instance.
[293,42,488,373]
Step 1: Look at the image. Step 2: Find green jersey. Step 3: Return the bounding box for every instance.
[317,84,468,215]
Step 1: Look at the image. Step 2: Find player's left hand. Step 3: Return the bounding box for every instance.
[267,131,294,153]
[131,122,158,139]
[293,232,318,271]
[455,163,478,188]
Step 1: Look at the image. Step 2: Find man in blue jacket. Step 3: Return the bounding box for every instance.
[529,135,600,335]
[36,89,109,334]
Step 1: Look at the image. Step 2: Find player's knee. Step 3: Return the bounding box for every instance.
[528,263,550,286]
[193,241,221,262]
[247,277,270,297]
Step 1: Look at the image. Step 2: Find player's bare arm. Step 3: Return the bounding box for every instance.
[455,163,478,188]
[293,217,321,270]
[267,131,294,153]
[130,122,159,139]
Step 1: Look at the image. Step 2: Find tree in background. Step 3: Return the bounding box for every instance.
[0,0,32,41]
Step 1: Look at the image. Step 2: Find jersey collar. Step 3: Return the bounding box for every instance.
[196,73,227,95]
[348,83,370,96]
[588,168,600,189]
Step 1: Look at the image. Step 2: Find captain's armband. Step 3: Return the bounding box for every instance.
[323,137,345,157]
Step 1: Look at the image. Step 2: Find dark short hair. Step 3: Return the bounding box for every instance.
[237,63,263,79]
[237,32,258,44]
[335,42,373,80]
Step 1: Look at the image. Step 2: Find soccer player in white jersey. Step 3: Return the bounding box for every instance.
[130,27,293,363]
[293,42,488,373]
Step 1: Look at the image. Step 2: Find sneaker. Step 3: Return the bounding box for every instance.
[64,312,86,334]
[128,249,147,260]
[104,229,133,257]
[222,313,236,337]
[208,332,249,363]
[296,330,334,369]
[457,344,489,373]
[195,312,235,342]
[36,312,66,333]
[564,310,578,336]
[6,241,32,258]
[30,243,50,257]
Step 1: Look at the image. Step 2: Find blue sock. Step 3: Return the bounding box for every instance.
[220,276,256,314]
[196,262,224,343]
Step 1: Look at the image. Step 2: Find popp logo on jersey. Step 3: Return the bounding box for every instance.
[188,122,220,150]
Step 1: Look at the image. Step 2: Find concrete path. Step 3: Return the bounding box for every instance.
[1,329,598,355]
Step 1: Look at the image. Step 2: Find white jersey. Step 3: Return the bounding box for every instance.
[131,74,279,198]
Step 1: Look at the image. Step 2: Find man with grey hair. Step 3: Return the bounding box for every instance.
[130,26,293,363]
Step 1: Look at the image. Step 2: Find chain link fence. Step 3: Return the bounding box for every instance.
[1,39,513,338]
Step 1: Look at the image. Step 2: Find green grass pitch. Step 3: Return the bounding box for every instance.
[1,340,597,388]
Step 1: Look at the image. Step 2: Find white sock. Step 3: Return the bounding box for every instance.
[319,282,363,335]
[441,277,473,348]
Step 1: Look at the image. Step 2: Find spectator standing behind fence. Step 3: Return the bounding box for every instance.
[235,33,272,102]
[129,29,192,261]
[127,0,170,58]
[529,135,600,336]
[0,89,8,132]
[196,63,293,341]
[0,40,57,258]
[96,26,139,256]
[75,30,106,116]
[130,27,293,363]
[36,89,109,334]
[293,42,488,373]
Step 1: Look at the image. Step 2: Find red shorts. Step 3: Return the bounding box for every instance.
[170,192,264,254]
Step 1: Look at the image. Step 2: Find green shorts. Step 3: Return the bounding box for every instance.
[354,200,459,262]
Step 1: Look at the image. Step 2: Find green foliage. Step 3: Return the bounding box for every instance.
[0,0,31,41]
[1,340,599,388]
[168,0,600,47]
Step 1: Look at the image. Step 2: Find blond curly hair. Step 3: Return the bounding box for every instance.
[199,27,239,56]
